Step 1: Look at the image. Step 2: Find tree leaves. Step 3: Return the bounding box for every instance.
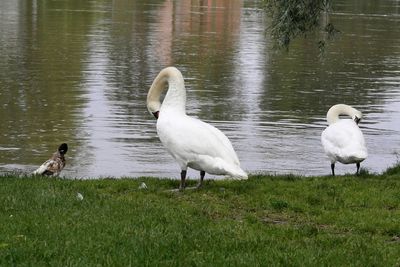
[262,0,340,51]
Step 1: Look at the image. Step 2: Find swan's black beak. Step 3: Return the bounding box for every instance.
[152,111,159,119]
[354,116,361,124]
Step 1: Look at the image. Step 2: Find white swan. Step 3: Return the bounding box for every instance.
[321,104,368,176]
[147,67,247,189]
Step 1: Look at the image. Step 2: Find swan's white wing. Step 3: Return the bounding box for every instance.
[157,113,246,178]
[188,117,240,164]
[321,119,367,164]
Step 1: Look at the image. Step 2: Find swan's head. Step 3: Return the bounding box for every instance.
[327,104,363,125]
[352,111,362,124]
[146,76,167,119]
[146,67,186,120]
[147,99,161,119]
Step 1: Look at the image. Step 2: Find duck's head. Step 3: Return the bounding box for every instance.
[58,143,68,155]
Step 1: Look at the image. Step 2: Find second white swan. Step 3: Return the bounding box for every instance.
[147,67,247,190]
[321,104,368,176]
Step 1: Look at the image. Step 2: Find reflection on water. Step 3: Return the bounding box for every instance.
[0,0,400,178]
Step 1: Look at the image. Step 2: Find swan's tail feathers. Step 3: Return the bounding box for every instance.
[344,147,368,164]
[358,149,368,161]
[196,156,248,180]
[336,150,368,165]
[349,152,368,163]
[227,167,248,180]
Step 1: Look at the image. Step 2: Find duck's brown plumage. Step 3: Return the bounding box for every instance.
[33,143,68,176]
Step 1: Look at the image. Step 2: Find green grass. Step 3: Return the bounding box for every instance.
[1,168,400,266]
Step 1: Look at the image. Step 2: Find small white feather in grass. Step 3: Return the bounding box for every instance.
[76,192,84,201]
[138,182,147,190]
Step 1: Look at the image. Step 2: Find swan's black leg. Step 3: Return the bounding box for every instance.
[197,171,205,188]
[331,163,335,176]
[356,162,360,175]
[180,170,187,190]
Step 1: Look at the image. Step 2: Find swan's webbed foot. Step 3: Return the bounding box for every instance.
[331,163,335,176]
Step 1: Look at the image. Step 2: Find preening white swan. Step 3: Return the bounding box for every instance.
[321,104,368,176]
[147,67,247,189]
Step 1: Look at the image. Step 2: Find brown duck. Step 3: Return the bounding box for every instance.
[33,143,68,176]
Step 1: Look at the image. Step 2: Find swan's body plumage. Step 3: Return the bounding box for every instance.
[157,109,245,177]
[33,143,68,176]
[321,104,367,175]
[321,119,367,164]
[147,67,247,189]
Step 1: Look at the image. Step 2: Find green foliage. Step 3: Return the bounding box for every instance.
[262,0,340,51]
[382,161,400,176]
[1,171,400,266]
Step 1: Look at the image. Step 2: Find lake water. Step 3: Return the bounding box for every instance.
[1,0,400,179]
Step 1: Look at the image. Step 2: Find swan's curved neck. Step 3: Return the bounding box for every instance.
[147,67,186,117]
[326,104,360,125]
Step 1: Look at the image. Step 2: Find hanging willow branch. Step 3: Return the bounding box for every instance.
[262,0,340,51]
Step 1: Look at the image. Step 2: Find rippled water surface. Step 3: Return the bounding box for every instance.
[1,0,400,178]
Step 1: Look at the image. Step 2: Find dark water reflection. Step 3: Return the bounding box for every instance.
[1,0,400,178]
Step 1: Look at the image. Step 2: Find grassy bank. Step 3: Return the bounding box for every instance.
[1,168,400,266]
